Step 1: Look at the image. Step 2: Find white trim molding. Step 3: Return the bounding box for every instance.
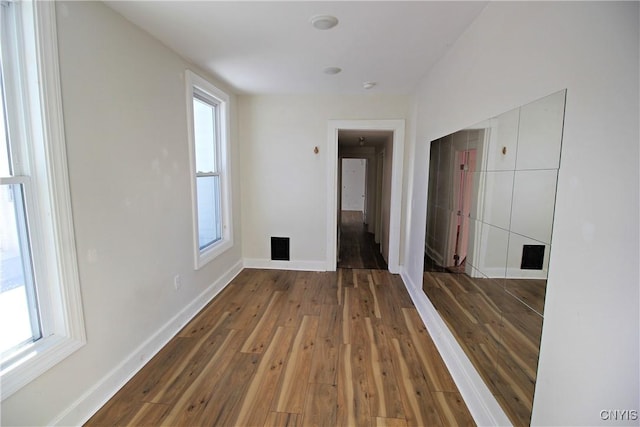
[0,0,86,400]
[326,119,405,273]
[185,70,234,270]
[243,258,327,272]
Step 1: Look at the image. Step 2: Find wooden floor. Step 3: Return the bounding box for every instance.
[338,210,387,270]
[87,268,475,427]
[423,271,545,426]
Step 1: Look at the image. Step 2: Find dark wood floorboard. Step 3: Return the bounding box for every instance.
[86,268,475,427]
[338,210,388,270]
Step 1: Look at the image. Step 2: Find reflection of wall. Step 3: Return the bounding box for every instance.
[341,158,366,211]
[467,91,564,280]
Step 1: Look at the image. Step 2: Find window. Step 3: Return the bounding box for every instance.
[0,1,85,399]
[186,71,233,269]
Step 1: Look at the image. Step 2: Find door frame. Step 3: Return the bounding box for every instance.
[326,120,405,273]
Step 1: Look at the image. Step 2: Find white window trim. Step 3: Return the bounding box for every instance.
[0,1,85,400]
[185,70,233,269]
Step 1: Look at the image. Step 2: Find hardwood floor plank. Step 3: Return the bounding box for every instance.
[309,335,339,385]
[364,317,405,419]
[342,287,351,344]
[295,272,323,316]
[125,402,171,426]
[193,352,261,426]
[310,306,341,384]
[337,268,344,306]
[317,303,341,339]
[337,343,371,426]
[241,290,286,353]
[368,273,383,319]
[401,308,458,393]
[432,392,476,427]
[161,330,255,425]
[145,327,234,404]
[301,382,338,427]
[388,337,445,427]
[235,326,297,427]
[371,269,391,286]
[374,416,409,427]
[84,396,139,426]
[275,315,320,413]
[317,270,339,306]
[264,412,301,427]
[378,291,411,341]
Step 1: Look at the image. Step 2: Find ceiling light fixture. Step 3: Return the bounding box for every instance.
[323,66,342,75]
[310,15,339,30]
[363,81,377,90]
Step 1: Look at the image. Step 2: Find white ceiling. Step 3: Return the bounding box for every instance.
[105,1,487,95]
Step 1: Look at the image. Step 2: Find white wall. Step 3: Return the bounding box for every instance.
[404,2,639,425]
[1,2,243,425]
[341,158,366,211]
[239,95,410,269]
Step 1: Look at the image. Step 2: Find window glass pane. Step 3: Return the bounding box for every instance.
[196,175,221,250]
[0,184,40,355]
[193,97,216,174]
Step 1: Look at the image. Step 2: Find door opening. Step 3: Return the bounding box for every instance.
[327,120,405,273]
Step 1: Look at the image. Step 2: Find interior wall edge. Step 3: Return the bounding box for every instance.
[48,260,244,427]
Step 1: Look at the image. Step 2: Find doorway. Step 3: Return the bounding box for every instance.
[326,120,405,273]
[338,157,387,269]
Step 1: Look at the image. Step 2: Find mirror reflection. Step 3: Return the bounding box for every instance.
[423,90,566,426]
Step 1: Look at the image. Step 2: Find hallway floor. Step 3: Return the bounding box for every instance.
[338,210,388,270]
[86,268,475,426]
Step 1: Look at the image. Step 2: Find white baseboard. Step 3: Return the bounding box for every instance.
[399,269,512,427]
[243,258,327,272]
[51,259,244,426]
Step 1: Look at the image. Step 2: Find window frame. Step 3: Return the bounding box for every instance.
[0,0,85,400]
[185,70,233,269]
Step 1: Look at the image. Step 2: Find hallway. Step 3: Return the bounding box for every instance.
[86,268,475,426]
[338,211,387,270]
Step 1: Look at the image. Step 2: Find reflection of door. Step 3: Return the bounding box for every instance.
[448,149,476,268]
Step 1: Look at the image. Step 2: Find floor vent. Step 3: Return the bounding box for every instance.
[521,244,545,270]
[271,237,290,261]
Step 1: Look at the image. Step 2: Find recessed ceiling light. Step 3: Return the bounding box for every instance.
[363,81,377,89]
[323,66,342,75]
[310,15,339,30]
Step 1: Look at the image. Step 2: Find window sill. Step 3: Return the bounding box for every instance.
[0,333,86,401]
[195,237,233,270]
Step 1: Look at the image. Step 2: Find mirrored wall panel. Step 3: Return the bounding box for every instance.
[423,90,566,426]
